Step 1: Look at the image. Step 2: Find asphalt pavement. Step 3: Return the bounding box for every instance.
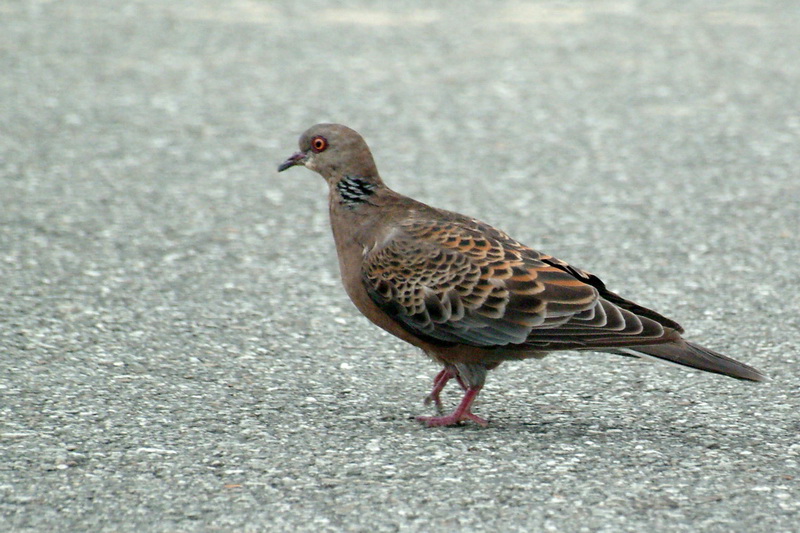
[2,1,799,531]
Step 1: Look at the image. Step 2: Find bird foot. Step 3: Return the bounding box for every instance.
[423,368,451,411]
[422,367,468,412]
[416,411,488,427]
[417,385,487,427]
[422,393,443,411]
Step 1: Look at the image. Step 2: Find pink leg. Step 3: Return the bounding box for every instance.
[417,386,488,427]
[423,368,452,410]
[423,367,468,411]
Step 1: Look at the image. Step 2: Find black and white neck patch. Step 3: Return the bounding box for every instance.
[336,176,377,208]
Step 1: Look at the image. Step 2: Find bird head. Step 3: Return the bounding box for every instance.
[278,123,380,183]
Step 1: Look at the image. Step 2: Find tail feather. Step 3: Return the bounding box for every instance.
[618,340,766,382]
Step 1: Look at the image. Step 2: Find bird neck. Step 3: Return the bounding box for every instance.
[333,175,382,209]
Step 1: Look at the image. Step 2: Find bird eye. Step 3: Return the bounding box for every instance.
[310,136,328,153]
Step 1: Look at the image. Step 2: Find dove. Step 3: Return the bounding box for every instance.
[278,123,765,427]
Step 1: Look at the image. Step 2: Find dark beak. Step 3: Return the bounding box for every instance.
[278,151,307,172]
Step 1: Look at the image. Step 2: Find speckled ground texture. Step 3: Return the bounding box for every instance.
[2,1,799,531]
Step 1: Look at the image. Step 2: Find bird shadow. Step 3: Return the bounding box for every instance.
[403,409,769,453]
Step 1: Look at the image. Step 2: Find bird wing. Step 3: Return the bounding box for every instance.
[362,211,675,350]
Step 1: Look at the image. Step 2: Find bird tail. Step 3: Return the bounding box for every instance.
[616,340,766,382]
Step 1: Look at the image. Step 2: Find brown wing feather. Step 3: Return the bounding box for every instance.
[362,209,675,351]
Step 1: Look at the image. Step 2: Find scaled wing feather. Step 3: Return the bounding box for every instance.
[362,211,670,351]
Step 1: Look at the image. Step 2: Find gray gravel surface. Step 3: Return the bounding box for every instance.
[2,1,799,531]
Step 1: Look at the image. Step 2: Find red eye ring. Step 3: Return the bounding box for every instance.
[310,136,328,153]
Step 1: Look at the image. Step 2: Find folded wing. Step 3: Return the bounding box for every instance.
[362,212,676,352]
